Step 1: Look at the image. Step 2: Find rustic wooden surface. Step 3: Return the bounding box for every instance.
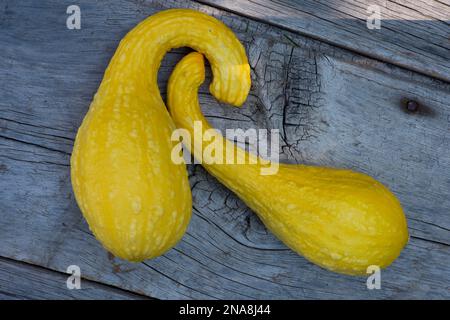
[199,0,450,82]
[0,0,449,299]
[0,257,148,300]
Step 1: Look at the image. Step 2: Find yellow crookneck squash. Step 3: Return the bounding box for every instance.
[71,10,251,261]
[167,52,409,275]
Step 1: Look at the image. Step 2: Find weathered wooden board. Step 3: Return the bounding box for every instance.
[0,0,449,299]
[0,257,148,299]
[197,0,450,82]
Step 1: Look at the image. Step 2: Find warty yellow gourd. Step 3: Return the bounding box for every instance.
[71,9,251,261]
[167,52,409,275]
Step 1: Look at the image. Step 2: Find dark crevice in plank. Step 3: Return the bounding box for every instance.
[0,255,154,300]
[0,109,77,134]
[410,236,450,247]
[142,262,216,299]
[204,114,249,123]
[0,116,75,141]
[0,134,71,156]
[408,217,450,233]
[0,289,29,300]
[2,126,73,148]
[0,154,69,167]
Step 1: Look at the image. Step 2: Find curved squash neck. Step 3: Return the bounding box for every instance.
[168,53,273,180]
[102,9,250,106]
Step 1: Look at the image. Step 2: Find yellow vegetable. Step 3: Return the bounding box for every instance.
[167,52,409,275]
[71,10,251,261]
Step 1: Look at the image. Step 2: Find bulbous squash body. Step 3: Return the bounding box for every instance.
[71,10,251,261]
[167,52,409,275]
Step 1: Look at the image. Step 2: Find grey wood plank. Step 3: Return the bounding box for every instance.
[197,0,450,82]
[0,0,449,299]
[0,257,148,299]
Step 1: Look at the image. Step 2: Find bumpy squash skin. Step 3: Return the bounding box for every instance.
[71,10,251,261]
[168,53,409,275]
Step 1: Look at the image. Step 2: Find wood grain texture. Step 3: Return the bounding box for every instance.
[0,0,449,299]
[197,0,450,82]
[0,257,148,299]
